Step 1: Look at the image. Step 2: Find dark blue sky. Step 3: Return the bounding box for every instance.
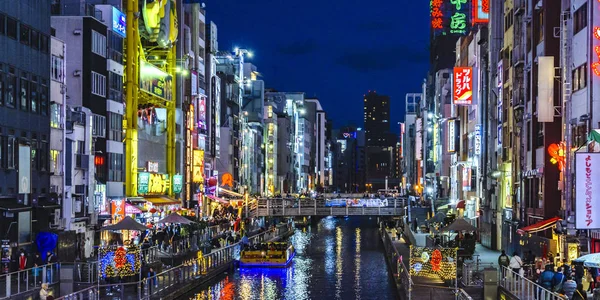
[207,0,430,130]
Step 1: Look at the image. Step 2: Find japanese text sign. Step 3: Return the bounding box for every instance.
[453,67,473,105]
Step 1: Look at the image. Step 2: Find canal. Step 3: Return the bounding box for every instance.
[187,216,397,300]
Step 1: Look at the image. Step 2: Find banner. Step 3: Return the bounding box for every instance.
[537,56,555,122]
[575,153,600,229]
[447,119,456,153]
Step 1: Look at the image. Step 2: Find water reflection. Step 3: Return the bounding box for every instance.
[190,217,395,299]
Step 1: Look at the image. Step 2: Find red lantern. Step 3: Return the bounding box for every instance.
[208,177,218,187]
[149,208,157,214]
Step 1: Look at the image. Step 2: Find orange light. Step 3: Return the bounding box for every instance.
[94,155,104,166]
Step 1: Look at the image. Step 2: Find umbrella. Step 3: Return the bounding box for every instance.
[101,216,149,232]
[573,253,600,268]
[440,218,478,232]
[156,213,195,225]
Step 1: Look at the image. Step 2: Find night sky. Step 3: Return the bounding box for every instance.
[207,0,430,131]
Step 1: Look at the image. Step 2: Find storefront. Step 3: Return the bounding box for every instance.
[136,172,183,222]
[517,217,560,261]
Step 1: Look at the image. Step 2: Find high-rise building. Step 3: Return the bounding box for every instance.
[0,0,52,252]
[363,91,391,147]
[305,98,327,191]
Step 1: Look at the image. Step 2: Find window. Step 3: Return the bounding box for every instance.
[574,5,588,34]
[6,17,16,39]
[573,64,587,92]
[0,69,4,106]
[0,14,5,36]
[92,114,106,138]
[108,112,123,142]
[6,137,15,169]
[50,149,60,175]
[39,141,48,171]
[19,24,29,45]
[75,140,85,155]
[91,30,106,57]
[108,72,123,102]
[30,30,39,50]
[40,34,49,53]
[51,55,64,81]
[537,11,544,43]
[107,153,123,182]
[50,103,62,128]
[40,80,48,115]
[20,75,29,111]
[91,72,106,97]
[6,67,16,107]
[30,76,38,113]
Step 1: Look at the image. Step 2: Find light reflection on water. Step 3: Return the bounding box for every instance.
[191,217,396,300]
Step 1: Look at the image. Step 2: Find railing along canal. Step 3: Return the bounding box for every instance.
[0,262,60,299]
[58,229,278,300]
[380,227,413,299]
[499,266,564,300]
[257,198,407,216]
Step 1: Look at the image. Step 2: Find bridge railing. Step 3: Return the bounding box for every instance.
[381,227,413,299]
[257,198,407,216]
[0,262,60,299]
[499,266,564,300]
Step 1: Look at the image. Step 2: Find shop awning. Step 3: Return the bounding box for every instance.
[206,194,229,205]
[456,200,466,209]
[517,216,561,235]
[0,200,31,212]
[218,187,244,197]
[143,196,180,206]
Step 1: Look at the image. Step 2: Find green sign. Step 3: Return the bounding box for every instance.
[138,172,150,195]
[173,174,183,194]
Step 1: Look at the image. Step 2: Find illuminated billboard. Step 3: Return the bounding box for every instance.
[453,67,473,105]
[140,60,173,101]
[111,7,126,37]
[575,153,600,229]
[447,119,456,153]
[416,118,423,161]
[472,0,489,23]
[431,0,471,36]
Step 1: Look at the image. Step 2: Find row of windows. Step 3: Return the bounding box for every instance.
[0,136,48,172]
[108,112,123,142]
[91,30,106,57]
[108,152,123,182]
[573,5,587,35]
[91,71,106,97]
[0,64,49,115]
[0,13,49,54]
[573,64,587,92]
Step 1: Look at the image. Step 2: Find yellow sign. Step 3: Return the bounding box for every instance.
[221,173,233,188]
[193,150,205,183]
[148,173,169,194]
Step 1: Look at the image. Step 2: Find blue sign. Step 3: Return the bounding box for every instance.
[112,7,126,38]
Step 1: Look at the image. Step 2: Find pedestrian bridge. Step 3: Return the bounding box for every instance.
[253,198,407,217]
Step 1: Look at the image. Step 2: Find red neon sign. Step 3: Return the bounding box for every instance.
[453,67,473,105]
[431,0,444,29]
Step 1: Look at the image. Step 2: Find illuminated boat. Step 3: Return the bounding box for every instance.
[239,242,295,268]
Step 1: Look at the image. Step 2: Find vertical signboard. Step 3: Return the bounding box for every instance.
[431,0,471,36]
[416,118,423,161]
[473,0,489,23]
[474,124,482,155]
[462,167,472,191]
[448,119,456,153]
[18,145,31,194]
[497,60,503,150]
[453,67,474,105]
[537,56,555,122]
[111,7,126,38]
[575,153,600,229]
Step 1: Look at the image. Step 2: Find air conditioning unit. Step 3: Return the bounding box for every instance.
[73,70,81,77]
[73,30,82,35]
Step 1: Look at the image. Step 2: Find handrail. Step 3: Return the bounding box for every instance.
[499,266,565,300]
[0,262,60,299]
[381,228,413,300]
[58,228,280,300]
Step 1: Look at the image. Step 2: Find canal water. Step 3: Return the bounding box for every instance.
[187,216,397,300]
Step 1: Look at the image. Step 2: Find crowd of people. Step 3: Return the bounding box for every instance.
[498,250,600,299]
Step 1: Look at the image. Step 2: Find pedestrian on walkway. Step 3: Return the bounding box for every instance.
[575,263,585,285]
[498,250,510,277]
[553,267,566,292]
[40,283,50,299]
[538,265,555,291]
[561,259,572,277]
[563,276,577,299]
[509,252,523,276]
[572,283,587,300]
[18,249,27,284]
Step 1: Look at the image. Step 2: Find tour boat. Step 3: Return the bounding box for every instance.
[239,242,295,268]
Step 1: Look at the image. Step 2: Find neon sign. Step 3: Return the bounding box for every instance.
[453,67,473,105]
[432,0,471,35]
[547,143,566,172]
[473,0,489,23]
[593,26,600,76]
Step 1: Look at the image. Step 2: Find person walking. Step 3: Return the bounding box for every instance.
[18,250,28,284]
[539,265,555,291]
[498,250,510,277]
[572,283,587,300]
[575,264,585,285]
[509,252,523,276]
[563,276,577,299]
[561,259,572,277]
[39,283,50,299]
[553,267,566,293]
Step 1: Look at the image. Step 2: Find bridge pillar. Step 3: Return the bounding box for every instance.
[298,199,301,215]
[346,204,348,216]
[314,200,317,215]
